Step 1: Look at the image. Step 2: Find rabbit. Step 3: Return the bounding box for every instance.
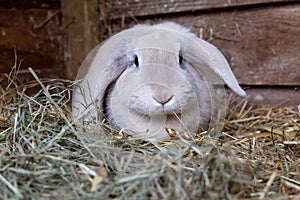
[72,22,246,139]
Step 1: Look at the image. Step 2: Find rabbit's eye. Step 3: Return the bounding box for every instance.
[179,54,187,70]
[134,55,139,67]
[179,55,183,65]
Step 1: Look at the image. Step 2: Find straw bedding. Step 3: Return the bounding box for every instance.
[0,68,299,199]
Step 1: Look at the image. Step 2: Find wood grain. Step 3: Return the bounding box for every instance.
[61,0,99,80]
[245,87,300,107]
[0,0,60,9]
[0,9,63,76]
[110,4,300,86]
[102,0,300,18]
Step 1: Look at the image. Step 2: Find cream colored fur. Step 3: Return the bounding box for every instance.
[72,22,246,139]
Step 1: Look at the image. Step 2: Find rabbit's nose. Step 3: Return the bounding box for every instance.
[152,94,173,105]
[150,84,174,105]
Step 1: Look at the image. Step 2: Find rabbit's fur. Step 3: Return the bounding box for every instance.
[72,22,246,139]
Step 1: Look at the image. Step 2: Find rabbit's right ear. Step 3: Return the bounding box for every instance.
[72,37,131,121]
[72,51,128,122]
[72,26,152,122]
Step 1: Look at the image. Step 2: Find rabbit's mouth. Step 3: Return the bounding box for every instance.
[130,109,182,121]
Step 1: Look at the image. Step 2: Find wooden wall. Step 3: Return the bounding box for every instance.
[0,0,63,79]
[61,0,99,80]
[0,0,299,107]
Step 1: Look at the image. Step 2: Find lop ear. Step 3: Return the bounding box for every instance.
[72,26,157,121]
[72,39,129,122]
[72,53,127,122]
[72,26,152,122]
[180,35,246,97]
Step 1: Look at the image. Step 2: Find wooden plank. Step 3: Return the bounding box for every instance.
[109,4,300,86]
[61,0,99,80]
[244,87,300,107]
[101,0,300,18]
[0,0,60,9]
[0,46,61,75]
[0,9,63,76]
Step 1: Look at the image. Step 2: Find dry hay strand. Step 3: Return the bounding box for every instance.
[223,98,300,199]
[0,69,299,200]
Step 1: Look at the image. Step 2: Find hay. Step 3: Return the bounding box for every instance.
[0,69,299,200]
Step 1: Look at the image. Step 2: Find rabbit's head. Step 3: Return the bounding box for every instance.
[72,22,246,139]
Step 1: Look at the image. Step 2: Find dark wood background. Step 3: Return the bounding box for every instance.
[0,0,299,107]
[0,0,63,79]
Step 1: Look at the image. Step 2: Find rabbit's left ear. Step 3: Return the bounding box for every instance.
[180,35,247,97]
